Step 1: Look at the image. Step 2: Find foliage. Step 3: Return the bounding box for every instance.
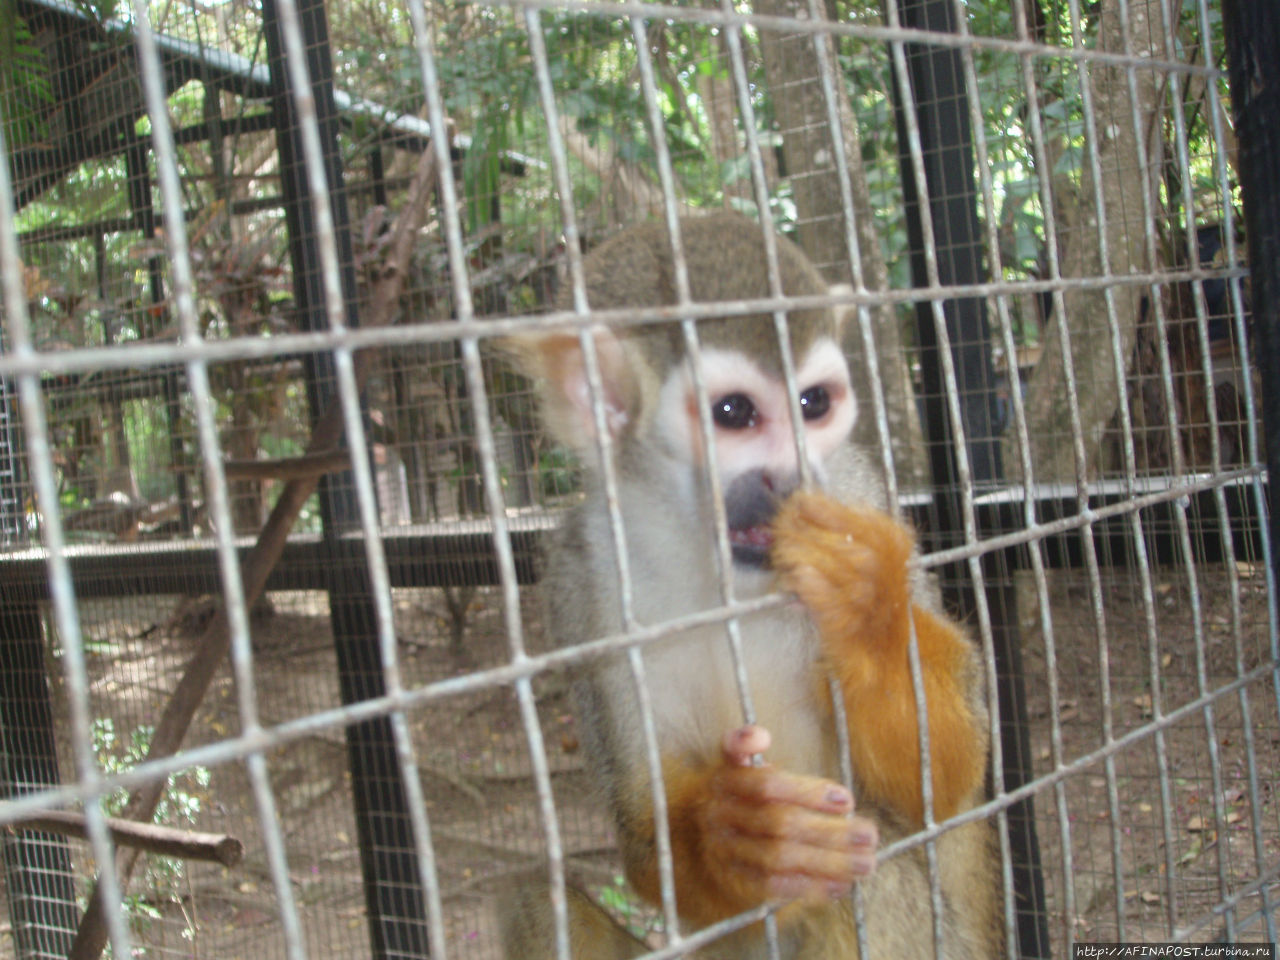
[425,9,776,237]
[9,0,1239,507]
[598,874,663,942]
[537,447,579,500]
[69,0,120,26]
[92,718,212,951]
[0,3,55,148]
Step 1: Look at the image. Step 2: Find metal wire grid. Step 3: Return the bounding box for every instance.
[0,0,1275,957]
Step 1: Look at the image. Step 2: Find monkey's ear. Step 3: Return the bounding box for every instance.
[507,328,640,450]
[828,283,855,333]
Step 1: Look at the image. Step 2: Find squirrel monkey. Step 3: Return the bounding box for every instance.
[504,212,1002,958]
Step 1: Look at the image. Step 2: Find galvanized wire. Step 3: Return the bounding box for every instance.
[0,0,1273,957]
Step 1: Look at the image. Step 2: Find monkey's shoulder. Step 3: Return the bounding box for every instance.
[540,503,622,647]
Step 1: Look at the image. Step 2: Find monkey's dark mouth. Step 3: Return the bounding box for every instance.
[729,525,774,567]
[724,470,790,568]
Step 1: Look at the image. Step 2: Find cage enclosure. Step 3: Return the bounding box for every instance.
[1,0,1278,957]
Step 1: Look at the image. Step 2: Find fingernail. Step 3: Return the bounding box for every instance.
[826,787,852,807]
[851,854,876,877]
[827,882,852,899]
[851,827,876,847]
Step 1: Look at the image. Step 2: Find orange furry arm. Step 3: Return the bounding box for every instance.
[771,492,986,825]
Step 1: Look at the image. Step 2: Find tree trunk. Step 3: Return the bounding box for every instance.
[559,116,686,235]
[754,0,928,487]
[1016,0,1168,481]
[697,48,754,206]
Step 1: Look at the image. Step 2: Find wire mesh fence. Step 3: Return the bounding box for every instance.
[0,0,1276,957]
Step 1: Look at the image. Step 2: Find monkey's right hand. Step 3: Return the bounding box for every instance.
[630,724,877,927]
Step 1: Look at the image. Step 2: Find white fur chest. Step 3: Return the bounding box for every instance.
[638,604,830,778]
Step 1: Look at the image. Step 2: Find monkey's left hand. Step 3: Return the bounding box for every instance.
[770,491,986,825]
[624,723,878,931]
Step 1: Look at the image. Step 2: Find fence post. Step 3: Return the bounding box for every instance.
[0,326,22,545]
[1223,1,1280,599]
[890,0,1050,954]
[260,0,432,954]
[0,599,80,958]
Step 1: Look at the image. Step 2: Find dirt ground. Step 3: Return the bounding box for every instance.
[1019,563,1280,947]
[3,559,1278,958]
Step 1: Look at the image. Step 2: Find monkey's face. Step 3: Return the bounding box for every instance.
[657,338,856,568]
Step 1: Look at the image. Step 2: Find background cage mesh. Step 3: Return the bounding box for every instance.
[0,0,1277,957]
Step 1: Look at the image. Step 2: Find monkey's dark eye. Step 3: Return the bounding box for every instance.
[713,393,758,430]
[799,385,831,421]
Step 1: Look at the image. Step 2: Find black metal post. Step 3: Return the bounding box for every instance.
[261,0,431,956]
[0,326,24,545]
[0,598,80,958]
[889,0,1049,955]
[0,319,79,957]
[1223,1,1280,599]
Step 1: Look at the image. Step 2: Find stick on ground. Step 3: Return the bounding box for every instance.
[15,810,244,868]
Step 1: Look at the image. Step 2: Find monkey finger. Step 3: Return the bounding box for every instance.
[777,490,877,537]
[770,813,876,855]
[720,725,771,766]
[712,797,875,854]
[767,871,858,903]
[717,828,877,887]
[775,495,913,572]
[715,765,854,814]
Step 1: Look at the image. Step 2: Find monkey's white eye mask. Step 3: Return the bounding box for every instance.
[656,341,856,567]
